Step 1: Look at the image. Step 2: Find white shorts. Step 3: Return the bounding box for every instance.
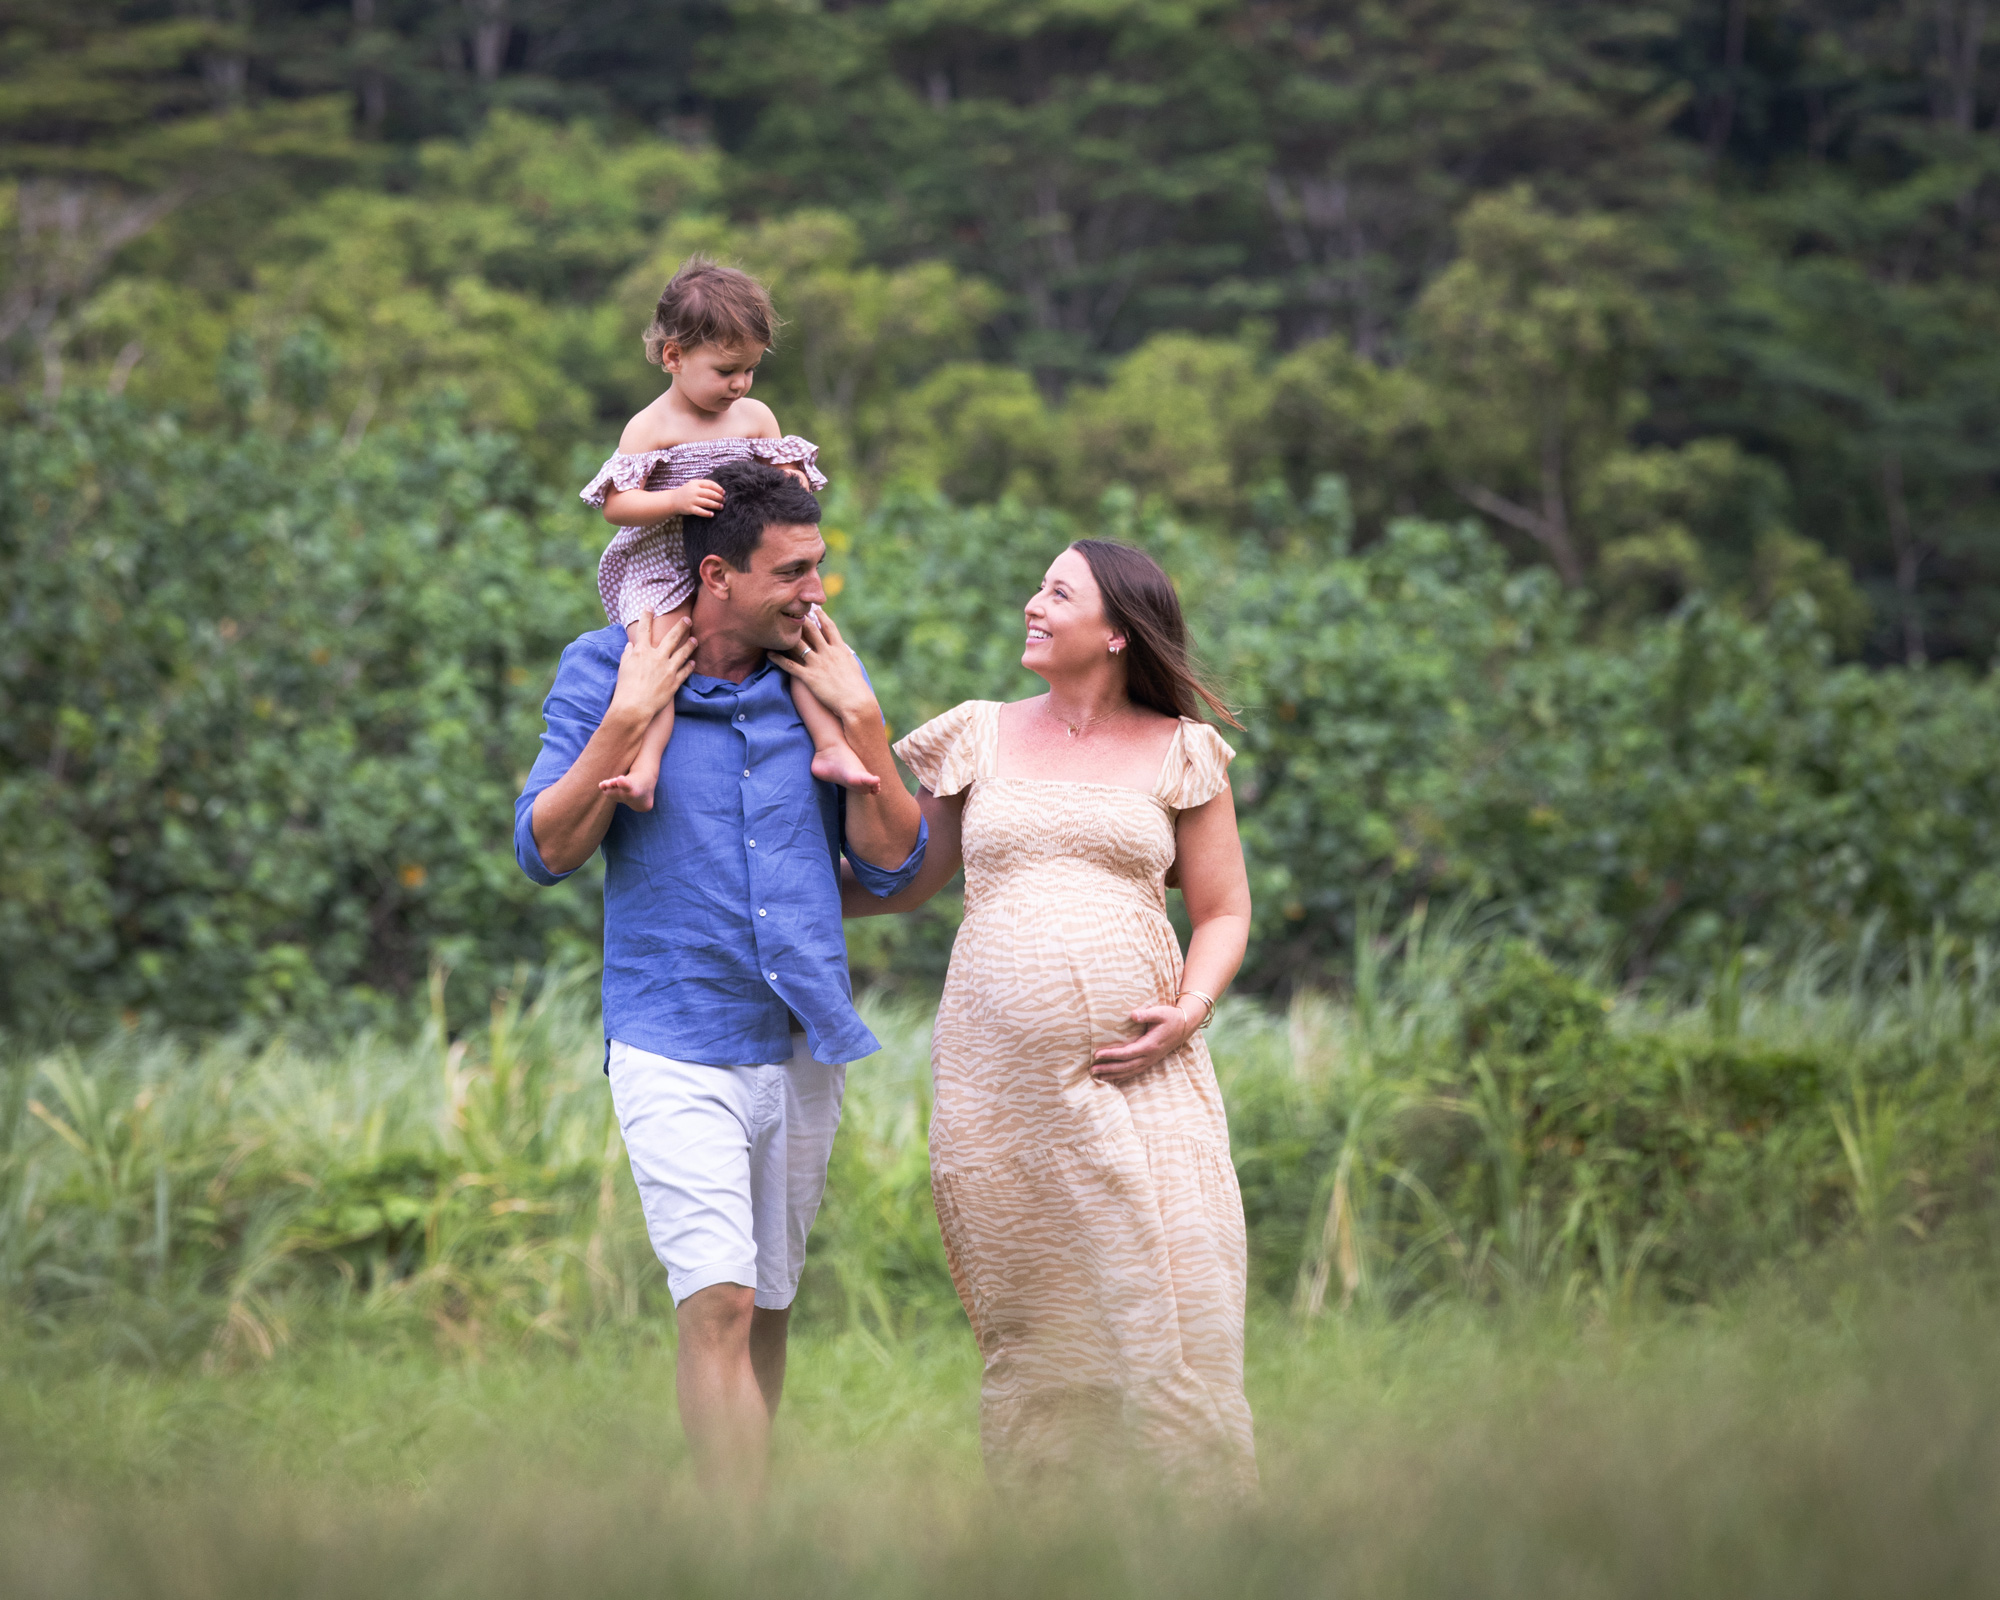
[606,1036,846,1310]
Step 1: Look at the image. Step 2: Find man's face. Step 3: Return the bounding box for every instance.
[718,521,828,650]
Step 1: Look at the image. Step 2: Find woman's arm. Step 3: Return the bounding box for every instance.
[840,786,965,917]
[1092,781,1252,1077]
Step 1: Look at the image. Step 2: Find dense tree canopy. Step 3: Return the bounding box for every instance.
[3,0,1993,657]
[1,1,1996,1027]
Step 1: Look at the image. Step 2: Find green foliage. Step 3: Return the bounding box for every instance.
[830,484,2000,984]
[9,380,1995,1025]
[7,939,1999,1353]
[0,394,603,1029]
[71,114,716,471]
[5,1,1998,653]
[13,1287,2000,1596]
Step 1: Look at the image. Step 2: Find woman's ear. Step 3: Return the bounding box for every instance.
[1108,636,1128,655]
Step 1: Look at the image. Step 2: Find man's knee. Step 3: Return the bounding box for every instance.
[678,1282,757,1352]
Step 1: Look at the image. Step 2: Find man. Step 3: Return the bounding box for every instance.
[514,459,925,1496]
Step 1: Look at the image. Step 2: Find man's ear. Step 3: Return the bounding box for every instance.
[698,553,734,600]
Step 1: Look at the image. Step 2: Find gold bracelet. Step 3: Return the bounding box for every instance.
[1176,989,1217,1030]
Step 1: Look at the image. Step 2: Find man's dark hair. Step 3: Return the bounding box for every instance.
[686,459,822,575]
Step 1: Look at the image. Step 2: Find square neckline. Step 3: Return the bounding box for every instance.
[983,701,1186,803]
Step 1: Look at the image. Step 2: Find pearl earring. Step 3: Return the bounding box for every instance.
[1109,642,1123,655]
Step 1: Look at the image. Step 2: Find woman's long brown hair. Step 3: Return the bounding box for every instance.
[1070,539,1242,729]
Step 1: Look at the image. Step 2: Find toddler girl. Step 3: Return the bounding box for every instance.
[581,255,876,808]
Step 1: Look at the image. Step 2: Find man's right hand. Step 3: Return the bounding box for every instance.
[531,612,697,875]
[609,611,698,728]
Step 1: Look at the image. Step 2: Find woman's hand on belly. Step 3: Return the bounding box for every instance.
[1090,1001,1198,1080]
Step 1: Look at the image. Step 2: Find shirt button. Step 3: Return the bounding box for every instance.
[758,908,767,916]
[742,769,750,778]
[748,839,756,848]
[737,713,747,722]
[768,971,777,981]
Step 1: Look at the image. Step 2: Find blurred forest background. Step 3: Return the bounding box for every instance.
[3,0,1998,1031]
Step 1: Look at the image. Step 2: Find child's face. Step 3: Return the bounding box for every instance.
[666,339,766,413]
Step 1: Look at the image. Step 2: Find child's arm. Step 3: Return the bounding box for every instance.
[601,478,724,528]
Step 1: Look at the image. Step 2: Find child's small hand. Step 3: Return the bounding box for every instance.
[673,479,725,518]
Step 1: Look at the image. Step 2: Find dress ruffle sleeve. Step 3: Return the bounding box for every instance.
[893,701,989,797]
[579,435,829,509]
[745,435,830,490]
[579,451,668,508]
[1164,720,1236,811]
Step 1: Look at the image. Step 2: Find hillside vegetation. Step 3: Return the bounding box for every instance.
[3,4,1997,1022]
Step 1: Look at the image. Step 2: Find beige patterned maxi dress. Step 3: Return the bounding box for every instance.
[892,700,1258,1494]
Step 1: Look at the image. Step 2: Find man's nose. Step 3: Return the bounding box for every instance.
[801,574,827,605]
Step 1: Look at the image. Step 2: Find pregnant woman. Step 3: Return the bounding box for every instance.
[850,539,1256,1495]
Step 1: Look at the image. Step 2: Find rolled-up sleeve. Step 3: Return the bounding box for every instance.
[837,653,928,899]
[845,815,928,899]
[514,635,619,886]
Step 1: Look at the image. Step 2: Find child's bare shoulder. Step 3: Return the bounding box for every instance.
[617,395,684,454]
[735,398,782,438]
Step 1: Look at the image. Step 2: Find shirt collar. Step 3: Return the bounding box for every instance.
[685,658,777,697]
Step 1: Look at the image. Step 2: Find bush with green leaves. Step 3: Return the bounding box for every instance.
[5,394,1998,1030]
[6,933,1997,1350]
[830,482,2000,990]
[0,394,605,1031]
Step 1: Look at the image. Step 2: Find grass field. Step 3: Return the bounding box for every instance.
[6,921,2000,1596]
[6,1274,2000,1598]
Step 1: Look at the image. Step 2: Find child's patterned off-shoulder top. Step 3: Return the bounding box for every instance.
[580,435,828,626]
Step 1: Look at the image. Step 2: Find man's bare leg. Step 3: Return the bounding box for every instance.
[676,1284,776,1498]
[748,1305,790,1417]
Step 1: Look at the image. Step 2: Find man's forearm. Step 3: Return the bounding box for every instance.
[531,705,653,874]
[838,706,921,869]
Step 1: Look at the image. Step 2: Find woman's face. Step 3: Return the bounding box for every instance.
[1022,548,1124,679]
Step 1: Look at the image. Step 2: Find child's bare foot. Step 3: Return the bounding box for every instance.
[811,745,882,793]
[598,770,659,811]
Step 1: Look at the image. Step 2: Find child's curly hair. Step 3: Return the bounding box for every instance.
[643,255,779,367]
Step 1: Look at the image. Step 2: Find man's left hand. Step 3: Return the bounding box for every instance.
[769,610,877,726]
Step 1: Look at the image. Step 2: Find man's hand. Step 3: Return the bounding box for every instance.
[530,611,695,875]
[767,610,879,726]
[610,611,697,727]
[770,610,921,872]
[667,479,725,519]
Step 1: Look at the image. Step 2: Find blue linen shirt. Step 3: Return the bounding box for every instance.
[513,623,926,1067]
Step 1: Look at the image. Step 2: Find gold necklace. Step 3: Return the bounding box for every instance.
[1046,699,1126,740]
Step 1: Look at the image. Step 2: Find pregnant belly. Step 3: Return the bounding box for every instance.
[932,893,1182,1146]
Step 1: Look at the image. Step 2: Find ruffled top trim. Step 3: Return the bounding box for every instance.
[894,700,1235,810]
[579,434,828,507]
[894,701,988,799]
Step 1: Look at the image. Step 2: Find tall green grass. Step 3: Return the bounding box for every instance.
[6,1281,2000,1597]
[6,912,1999,1363]
[8,921,2000,1594]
